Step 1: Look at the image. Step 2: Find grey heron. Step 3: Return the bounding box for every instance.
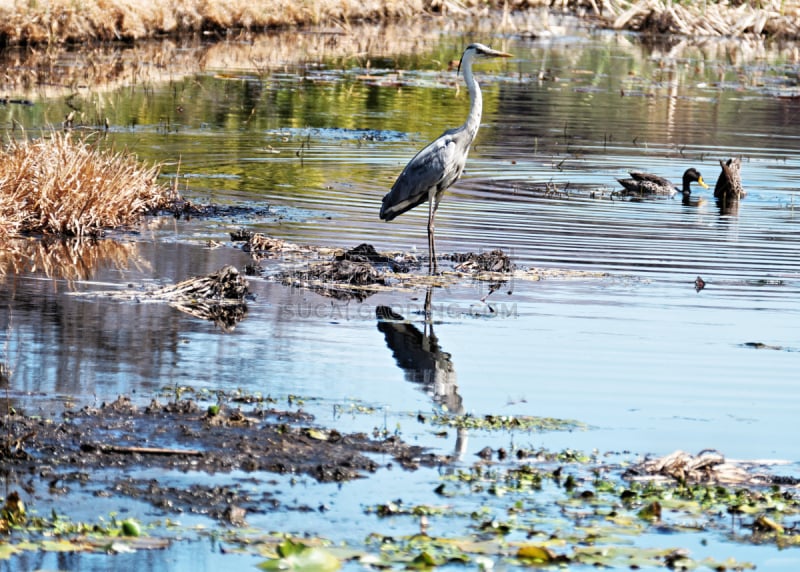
[616,168,709,197]
[379,43,513,273]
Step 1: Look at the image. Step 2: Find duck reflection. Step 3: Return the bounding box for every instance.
[376,287,467,459]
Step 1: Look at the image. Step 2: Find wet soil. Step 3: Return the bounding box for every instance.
[1,396,447,525]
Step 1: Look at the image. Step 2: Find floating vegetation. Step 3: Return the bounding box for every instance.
[624,449,794,486]
[0,502,167,558]
[425,412,588,433]
[6,387,800,568]
[258,538,340,571]
[148,265,248,301]
[741,341,796,352]
[449,249,516,273]
[351,452,800,568]
[238,233,609,300]
[356,529,757,570]
[69,265,249,331]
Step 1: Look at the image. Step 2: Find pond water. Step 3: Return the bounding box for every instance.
[2,22,800,570]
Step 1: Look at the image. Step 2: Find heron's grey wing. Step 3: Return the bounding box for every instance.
[380,131,467,221]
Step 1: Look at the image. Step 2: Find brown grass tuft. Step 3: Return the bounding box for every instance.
[0,0,552,44]
[0,131,171,238]
[0,0,799,45]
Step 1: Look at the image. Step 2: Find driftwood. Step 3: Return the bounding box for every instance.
[149,265,248,301]
[145,265,249,331]
[714,157,745,215]
[235,231,336,262]
[623,449,787,486]
[82,443,203,456]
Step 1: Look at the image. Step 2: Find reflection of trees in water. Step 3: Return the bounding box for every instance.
[0,238,245,400]
[377,287,467,459]
[496,34,800,161]
[0,275,179,398]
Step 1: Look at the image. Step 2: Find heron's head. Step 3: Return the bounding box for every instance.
[684,168,709,189]
[458,43,513,75]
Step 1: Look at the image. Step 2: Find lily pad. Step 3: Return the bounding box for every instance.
[258,538,340,571]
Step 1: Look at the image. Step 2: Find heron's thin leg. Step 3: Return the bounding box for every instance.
[424,286,433,327]
[427,189,437,273]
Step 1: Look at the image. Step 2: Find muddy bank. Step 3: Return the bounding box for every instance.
[2,396,446,524]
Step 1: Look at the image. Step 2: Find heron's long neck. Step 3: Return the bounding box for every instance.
[462,57,482,144]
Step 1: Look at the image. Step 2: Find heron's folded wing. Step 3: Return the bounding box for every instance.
[380,131,465,221]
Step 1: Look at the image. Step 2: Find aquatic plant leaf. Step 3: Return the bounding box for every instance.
[259,539,340,571]
[699,556,755,570]
[41,539,92,552]
[408,551,438,568]
[0,544,21,559]
[753,514,784,534]
[516,544,557,562]
[637,501,662,521]
[573,545,685,568]
[121,518,141,537]
[429,412,587,433]
[305,429,330,441]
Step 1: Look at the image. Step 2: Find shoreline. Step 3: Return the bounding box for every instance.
[0,0,798,46]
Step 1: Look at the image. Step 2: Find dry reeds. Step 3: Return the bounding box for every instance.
[0,0,798,45]
[0,131,171,238]
[0,0,550,45]
[605,0,800,38]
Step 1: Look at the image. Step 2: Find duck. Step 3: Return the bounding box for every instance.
[616,168,709,197]
[713,158,745,201]
[713,157,745,215]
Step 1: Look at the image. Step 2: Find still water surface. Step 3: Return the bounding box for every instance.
[2,26,800,569]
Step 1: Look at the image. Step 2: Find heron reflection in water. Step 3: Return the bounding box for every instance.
[376,287,467,459]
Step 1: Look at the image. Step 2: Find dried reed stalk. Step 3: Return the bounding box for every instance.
[605,0,800,38]
[0,131,171,238]
[0,0,553,45]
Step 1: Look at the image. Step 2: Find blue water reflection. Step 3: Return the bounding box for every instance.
[1,28,800,570]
